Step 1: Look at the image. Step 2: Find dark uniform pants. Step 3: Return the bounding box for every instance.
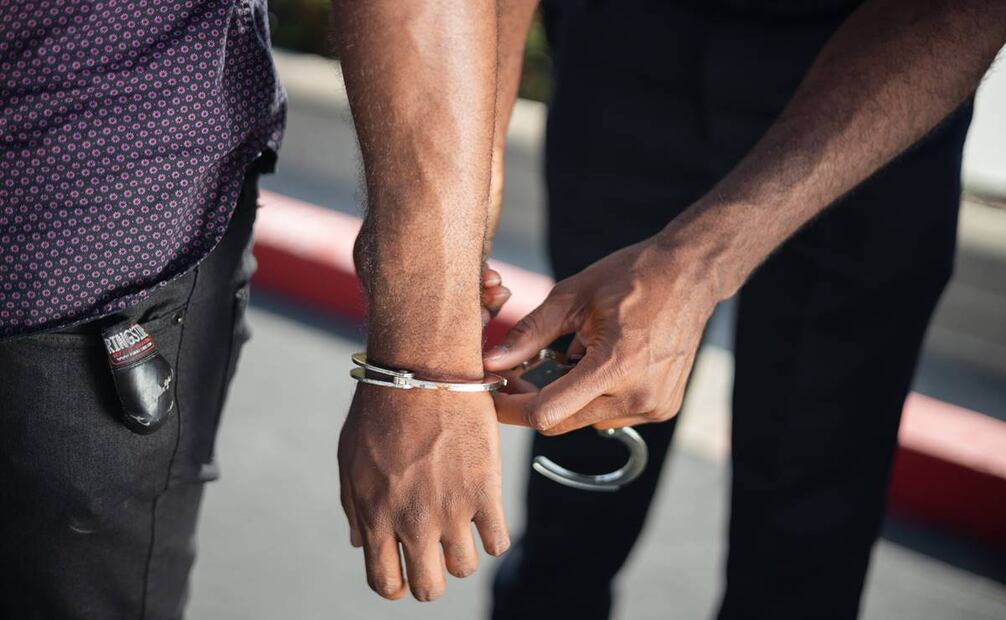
[492,2,971,619]
[0,173,259,619]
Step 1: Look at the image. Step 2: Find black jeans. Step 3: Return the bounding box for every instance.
[493,3,971,620]
[0,173,258,619]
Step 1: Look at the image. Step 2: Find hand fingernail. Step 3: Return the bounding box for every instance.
[484,344,508,360]
[492,287,511,301]
[484,271,501,286]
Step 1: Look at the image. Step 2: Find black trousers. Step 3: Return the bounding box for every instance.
[493,3,971,619]
[0,173,258,619]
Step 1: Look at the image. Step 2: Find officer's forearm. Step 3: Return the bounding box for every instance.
[332,0,499,379]
[663,0,1006,300]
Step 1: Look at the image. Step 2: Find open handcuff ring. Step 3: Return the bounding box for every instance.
[517,349,649,492]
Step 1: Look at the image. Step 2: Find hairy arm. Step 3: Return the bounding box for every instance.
[489,0,1006,433]
[673,0,1006,300]
[336,0,498,376]
[332,0,508,602]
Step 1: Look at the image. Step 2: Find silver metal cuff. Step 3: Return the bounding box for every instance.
[349,352,507,393]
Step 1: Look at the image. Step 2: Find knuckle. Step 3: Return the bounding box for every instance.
[599,357,630,384]
[529,411,553,432]
[356,503,393,532]
[512,312,541,339]
[628,390,658,414]
[396,501,431,533]
[396,526,422,545]
[668,393,685,417]
[463,480,493,508]
[547,279,573,301]
[551,275,583,302]
[644,409,664,422]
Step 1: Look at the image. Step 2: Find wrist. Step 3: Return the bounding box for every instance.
[655,199,754,302]
[365,334,486,383]
[363,281,486,382]
[357,229,487,381]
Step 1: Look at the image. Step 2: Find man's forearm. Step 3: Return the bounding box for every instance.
[666,0,1006,299]
[332,0,499,379]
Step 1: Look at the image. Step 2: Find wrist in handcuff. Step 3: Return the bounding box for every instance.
[350,353,507,393]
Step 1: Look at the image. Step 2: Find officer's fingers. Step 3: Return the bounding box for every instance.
[482,265,502,287]
[400,536,447,602]
[483,286,511,318]
[539,394,629,436]
[530,351,615,431]
[362,533,407,600]
[483,293,576,371]
[441,523,479,578]
[473,499,511,557]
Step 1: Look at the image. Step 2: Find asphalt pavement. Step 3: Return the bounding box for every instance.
[186,300,1006,620]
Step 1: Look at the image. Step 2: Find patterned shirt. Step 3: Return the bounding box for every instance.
[0,0,286,337]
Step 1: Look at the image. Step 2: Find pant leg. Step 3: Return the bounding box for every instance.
[493,4,714,619]
[719,103,972,619]
[0,172,259,619]
[687,10,974,619]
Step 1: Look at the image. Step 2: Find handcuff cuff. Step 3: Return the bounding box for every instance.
[350,352,507,392]
[350,349,648,492]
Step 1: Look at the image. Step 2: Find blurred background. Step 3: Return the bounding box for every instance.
[187,4,1006,619]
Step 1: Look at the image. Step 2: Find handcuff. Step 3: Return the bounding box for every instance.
[350,352,507,392]
[516,350,648,492]
[350,349,648,492]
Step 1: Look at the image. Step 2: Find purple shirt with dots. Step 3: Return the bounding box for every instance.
[0,0,286,338]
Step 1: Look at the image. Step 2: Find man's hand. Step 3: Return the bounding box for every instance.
[485,235,718,434]
[331,0,511,600]
[487,0,1006,437]
[338,386,509,601]
[337,262,510,602]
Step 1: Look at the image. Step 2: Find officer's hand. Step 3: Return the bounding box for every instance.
[338,386,510,601]
[485,236,718,434]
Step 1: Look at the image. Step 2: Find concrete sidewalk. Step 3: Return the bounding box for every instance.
[187,303,1006,620]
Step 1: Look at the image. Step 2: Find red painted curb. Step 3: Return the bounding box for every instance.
[252,190,1006,547]
[890,394,1006,546]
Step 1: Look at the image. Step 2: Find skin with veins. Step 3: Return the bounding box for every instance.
[486,0,1006,435]
[332,0,513,604]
